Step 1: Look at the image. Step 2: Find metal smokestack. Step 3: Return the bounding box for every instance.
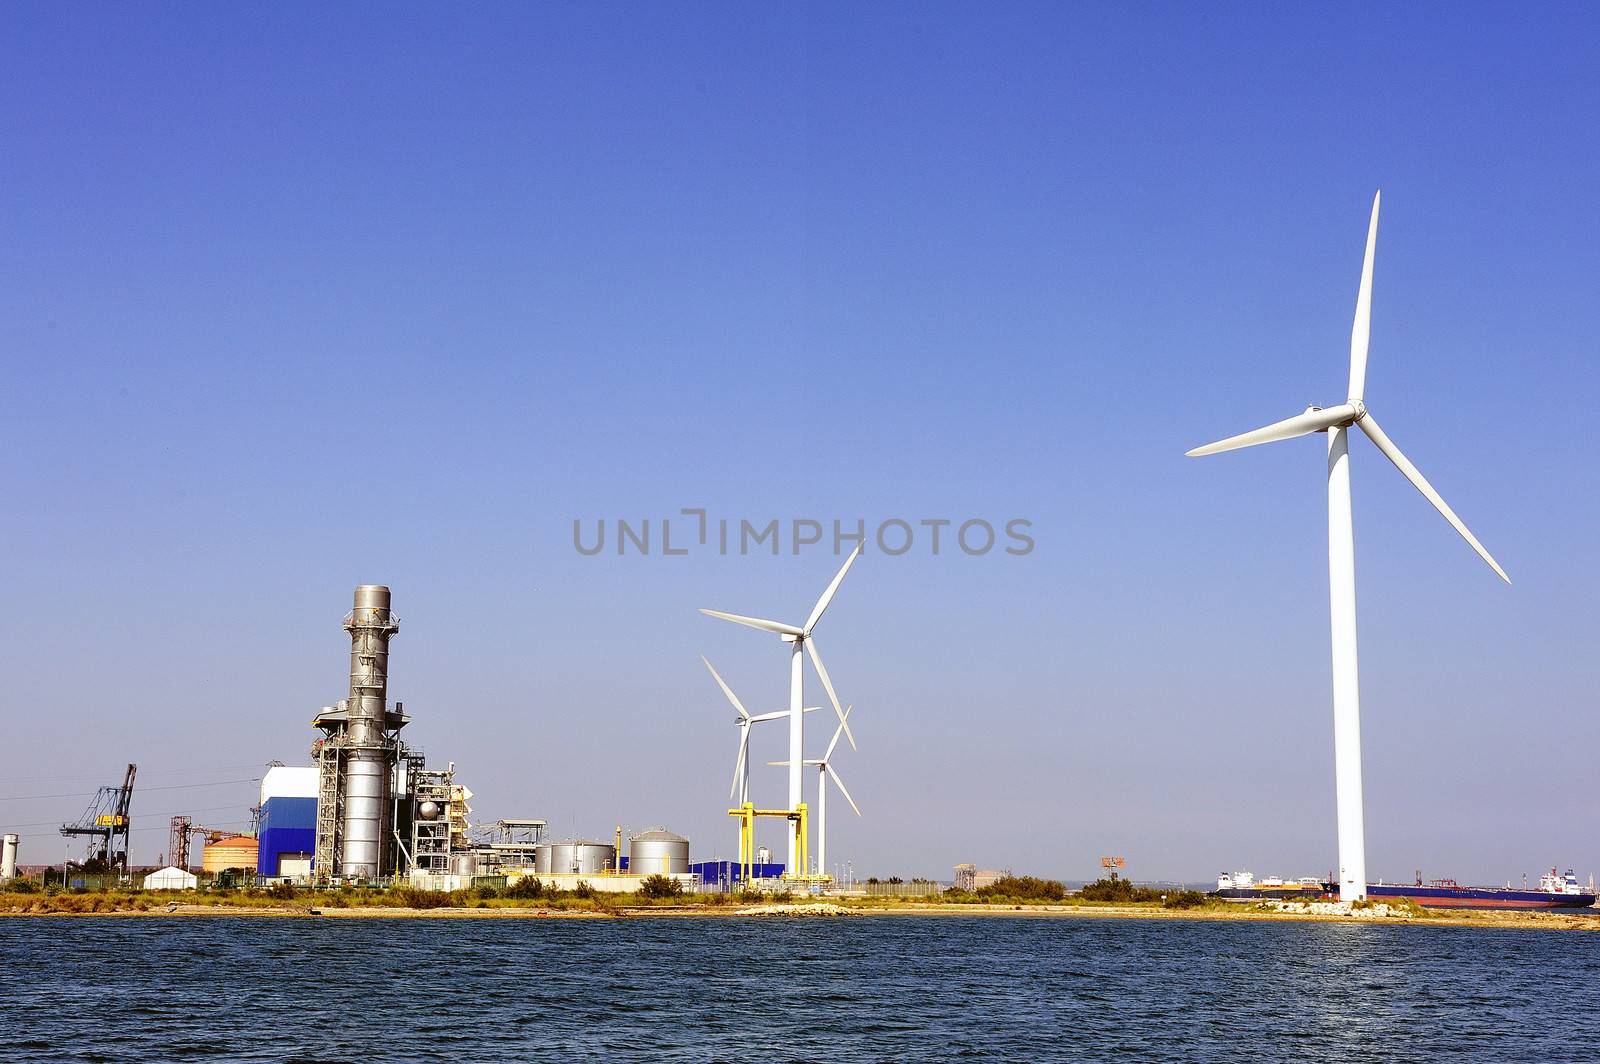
[1,833,17,881]
[339,585,399,879]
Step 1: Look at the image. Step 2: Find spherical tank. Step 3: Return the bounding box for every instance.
[628,830,689,875]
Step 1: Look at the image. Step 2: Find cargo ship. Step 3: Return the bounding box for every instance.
[1366,868,1596,910]
[1214,871,1326,901]
[1214,867,1597,910]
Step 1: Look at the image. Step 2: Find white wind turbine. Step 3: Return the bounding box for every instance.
[770,705,859,882]
[700,655,816,806]
[700,543,862,873]
[1187,191,1509,902]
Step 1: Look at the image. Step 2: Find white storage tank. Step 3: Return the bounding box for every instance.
[535,839,616,875]
[628,829,689,875]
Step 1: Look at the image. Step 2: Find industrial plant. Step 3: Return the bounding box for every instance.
[13,572,871,895]
[280,584,711,893]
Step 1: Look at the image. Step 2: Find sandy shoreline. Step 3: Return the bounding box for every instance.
[7,900,1597,930]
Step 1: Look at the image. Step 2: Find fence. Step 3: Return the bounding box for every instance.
[862,880,947,897]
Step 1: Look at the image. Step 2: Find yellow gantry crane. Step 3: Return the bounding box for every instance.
[728,801,821,885]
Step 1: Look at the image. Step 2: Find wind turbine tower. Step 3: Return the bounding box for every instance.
[1187,191,1509,901]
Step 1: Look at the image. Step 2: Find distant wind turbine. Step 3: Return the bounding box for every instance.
[701,655,815,805]
[1186,191,1509,902]
[700,542,863,873]
[770,704,859,882]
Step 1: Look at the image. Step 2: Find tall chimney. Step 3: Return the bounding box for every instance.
[339,585,399,879]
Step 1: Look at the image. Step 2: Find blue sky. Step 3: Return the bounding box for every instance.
[2,4,1596,883]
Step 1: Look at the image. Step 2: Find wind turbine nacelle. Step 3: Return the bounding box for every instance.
[1309,400,1367,431]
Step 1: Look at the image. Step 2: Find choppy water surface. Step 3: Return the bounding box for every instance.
[3,915,1597,1061]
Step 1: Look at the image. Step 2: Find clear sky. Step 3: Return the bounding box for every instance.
[2,4,1596,884]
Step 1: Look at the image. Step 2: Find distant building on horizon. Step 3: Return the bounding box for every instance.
[954,863,1011,891]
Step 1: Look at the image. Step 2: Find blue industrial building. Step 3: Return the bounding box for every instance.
[689,859,786,886]
[256,766,318,877]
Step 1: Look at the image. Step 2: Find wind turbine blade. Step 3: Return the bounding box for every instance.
[730,728,749,801]
[1187,404,1358,457]
[699,609,805,638]
[824,704,853,761]
[805,638,857,750]
[1356,413,1510,583]
[766,760,791,766]
[803,542,863,634]
[825,766,862,817]
[750,707,818,723]
[701,655,751,720]
[1348,190,1380,401]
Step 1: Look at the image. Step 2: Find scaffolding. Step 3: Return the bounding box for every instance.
[477,818,546,875]
[312,735,343,883]
[408,765,455,876]
[309,698,415,885]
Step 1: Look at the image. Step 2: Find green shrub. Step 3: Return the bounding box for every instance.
[639,875,684,899]
[390,886,454,909]
[975,876,1067,902]
[503,877,545,900]
[570,881,597,900]
[1078,877,1162,903]
[1162,890,1207,909]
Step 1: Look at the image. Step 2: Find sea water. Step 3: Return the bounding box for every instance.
[2,915,1596,1061]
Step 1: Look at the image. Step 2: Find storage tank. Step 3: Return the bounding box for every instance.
[202,835,260,875]
[628,829,689,875]
[535,839,616,875]
[1,833,18,880]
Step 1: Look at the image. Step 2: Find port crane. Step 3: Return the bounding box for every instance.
[60,763,137,877]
